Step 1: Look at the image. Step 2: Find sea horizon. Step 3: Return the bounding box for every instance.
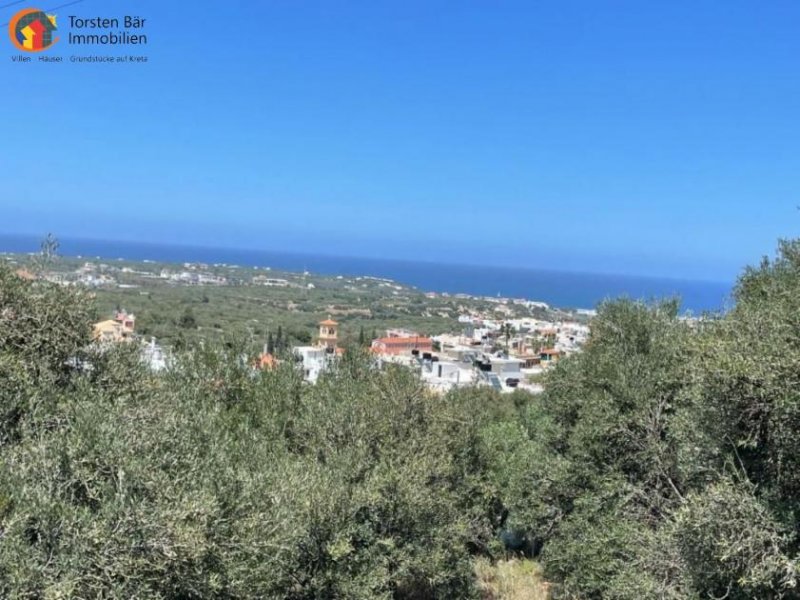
[0,233,733,313]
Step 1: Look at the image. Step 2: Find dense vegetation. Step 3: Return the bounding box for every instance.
[481,240,800,598]
[2,240,800,598]
[0,261,520,598]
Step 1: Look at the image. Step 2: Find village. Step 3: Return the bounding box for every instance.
[4,253,592,394]
[291,314,587,394]
[90,308,588,395]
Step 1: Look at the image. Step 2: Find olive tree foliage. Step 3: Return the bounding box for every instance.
[696,239,800,510]
[0,264,503,599]
[0,264,95,446]
[681,238,800,597]
[673,479,795,599]
[500,298,703,599]
[479,241,800,598]
[6,238,800,598]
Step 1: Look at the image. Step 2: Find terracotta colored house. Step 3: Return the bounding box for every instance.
[93,310,135,343]
[371,336,433,356]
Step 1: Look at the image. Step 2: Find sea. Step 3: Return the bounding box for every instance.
[0,234,733,313]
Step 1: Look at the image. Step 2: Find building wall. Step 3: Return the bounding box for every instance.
[371,337,433,356]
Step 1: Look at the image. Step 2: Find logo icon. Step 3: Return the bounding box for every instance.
[9,8,58,52]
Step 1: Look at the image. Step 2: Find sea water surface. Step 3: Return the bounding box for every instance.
[0,234,733,313]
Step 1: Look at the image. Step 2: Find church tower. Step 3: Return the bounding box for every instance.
[317,317,338,351]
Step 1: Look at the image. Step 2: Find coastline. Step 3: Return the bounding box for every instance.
[0,233,732,313]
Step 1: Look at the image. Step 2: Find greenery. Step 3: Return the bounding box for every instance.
[0,264,513,598]
[479,240,800,598]
[1,251,574,353]
[2,239,800,598]
[474,558,550,599]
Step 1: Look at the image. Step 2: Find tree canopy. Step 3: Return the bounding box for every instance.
[2,239,800,598]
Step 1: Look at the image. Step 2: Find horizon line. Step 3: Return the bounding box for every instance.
[0,230,735,288]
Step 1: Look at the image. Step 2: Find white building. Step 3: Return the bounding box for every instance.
[293,346,329,383]
[142,338,169,372]
[419,359,475,393]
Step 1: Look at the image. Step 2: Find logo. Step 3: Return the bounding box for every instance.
[9,8,58,52]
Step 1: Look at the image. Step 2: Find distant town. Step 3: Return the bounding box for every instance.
[3,250,597,395]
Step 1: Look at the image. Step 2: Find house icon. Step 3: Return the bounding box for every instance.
[11,10,58,52]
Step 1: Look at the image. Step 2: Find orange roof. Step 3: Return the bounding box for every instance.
[540,348,561,355]
[319,318,338,326]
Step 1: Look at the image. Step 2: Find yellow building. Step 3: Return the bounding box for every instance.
[93,310,135,343]
[317,317,338,351]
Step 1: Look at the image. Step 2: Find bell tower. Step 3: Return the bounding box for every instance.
[317,317,338,351]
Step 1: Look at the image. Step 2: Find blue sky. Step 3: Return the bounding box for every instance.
[2,1,799,282]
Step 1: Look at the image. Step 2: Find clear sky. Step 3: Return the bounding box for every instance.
[2,1,799,282]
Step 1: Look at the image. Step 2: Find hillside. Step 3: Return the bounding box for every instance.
[1,240,799,598]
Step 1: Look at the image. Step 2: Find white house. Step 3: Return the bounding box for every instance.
[142,337,169,372]
[420,359,475,393]
[293,346,329,383]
